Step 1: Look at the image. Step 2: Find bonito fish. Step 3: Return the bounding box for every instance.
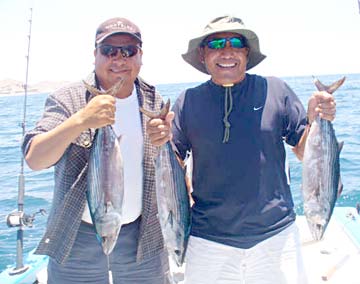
[302,76,345,241]
[84,79,124,255]
[140,101,191,267]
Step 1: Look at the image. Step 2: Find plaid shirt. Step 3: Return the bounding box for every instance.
[22,72,164,264]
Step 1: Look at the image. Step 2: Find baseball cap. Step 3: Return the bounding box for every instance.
[95,17,142,46]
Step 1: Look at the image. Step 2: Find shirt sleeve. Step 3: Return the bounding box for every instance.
[282,81,307,147]
[171,90,191,160]
[22,91,71,156]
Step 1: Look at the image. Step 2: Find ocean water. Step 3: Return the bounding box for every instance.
[0,74,359,273]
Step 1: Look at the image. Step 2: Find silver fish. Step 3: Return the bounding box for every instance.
[140,101,191,267]
[302,76,345,241]
[84,79,124,255]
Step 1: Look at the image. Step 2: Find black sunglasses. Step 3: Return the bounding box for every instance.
[98,44,141,58]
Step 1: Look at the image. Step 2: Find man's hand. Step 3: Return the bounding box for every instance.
[146,111,175,146]
[307,91,336,124]
[76,95,116,129]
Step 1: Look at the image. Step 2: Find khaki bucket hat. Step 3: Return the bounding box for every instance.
[182,16,266,74]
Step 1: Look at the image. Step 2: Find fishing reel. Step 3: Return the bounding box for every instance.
[6,209,46,228]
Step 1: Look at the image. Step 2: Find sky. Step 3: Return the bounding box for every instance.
[0,0,359,85]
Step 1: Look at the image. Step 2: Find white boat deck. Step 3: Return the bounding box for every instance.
[171,207,360,284]
[1,207,359,284]
[297,208,360,284]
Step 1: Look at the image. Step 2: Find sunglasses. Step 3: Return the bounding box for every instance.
[98,44,141,58]
[204,37,246,49]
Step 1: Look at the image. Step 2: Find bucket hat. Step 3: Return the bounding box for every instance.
[182,15,266,74]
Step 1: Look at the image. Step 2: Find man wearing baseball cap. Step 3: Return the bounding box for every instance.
[147,15,338,283]
[22,17,170,283]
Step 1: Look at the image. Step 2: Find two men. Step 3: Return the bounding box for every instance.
[23,14,337,284]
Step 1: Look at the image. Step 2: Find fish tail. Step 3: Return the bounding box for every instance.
[312,76,346,94]
[83,78,124,97]
[83,80,103,96]
[140,99,171,120]
[159,99,171,119]
[139,107,158,119]
[108,79,125,96]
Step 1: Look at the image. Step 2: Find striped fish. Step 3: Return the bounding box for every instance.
[140,101,191,267]
[84,80,124,255]
[302,76,345,241]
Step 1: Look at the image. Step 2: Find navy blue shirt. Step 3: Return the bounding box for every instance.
[172,74,307,248]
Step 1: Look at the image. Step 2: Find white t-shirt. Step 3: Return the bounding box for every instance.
[82,87,143,224]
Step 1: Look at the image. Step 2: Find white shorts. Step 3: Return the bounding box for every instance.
[184,223,308,284]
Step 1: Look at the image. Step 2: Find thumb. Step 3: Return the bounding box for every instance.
[165,111,175,124]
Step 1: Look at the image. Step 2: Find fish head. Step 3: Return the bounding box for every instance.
[171,221,189,266]
[172,247,185,267]
[309,223,326,241]
[306,214,327,241]
[95,208,122,255]
[100,234,119,255]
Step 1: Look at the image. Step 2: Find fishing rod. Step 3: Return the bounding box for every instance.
[6,8,45,276]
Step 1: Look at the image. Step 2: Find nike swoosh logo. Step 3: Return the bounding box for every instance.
[253,106,264,111]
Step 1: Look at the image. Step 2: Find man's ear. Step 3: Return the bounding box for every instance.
[198,47,205,63]
[245,47,250,59]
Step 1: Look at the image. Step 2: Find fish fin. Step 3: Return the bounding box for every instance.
[338,141,344,153]
[337,176,344,198]
[107,126,122,143]
[336,141,344,199]
[167,210,174,227]
[312,76,346,94]
[169,141,186,169]
[105,201,114,213]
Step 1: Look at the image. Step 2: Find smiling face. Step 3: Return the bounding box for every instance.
[94,33,143,92]
[200,32,249,86]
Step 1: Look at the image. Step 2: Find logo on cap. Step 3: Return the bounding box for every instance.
[104,21,136,33]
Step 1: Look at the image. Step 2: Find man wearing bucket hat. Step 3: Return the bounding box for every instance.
[22,17,170,283]
[146,15,337,283]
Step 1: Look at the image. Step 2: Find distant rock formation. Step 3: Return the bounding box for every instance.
[0,79,71,95]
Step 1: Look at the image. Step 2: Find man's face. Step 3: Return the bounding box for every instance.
[94,34,142,91]
[200,32,249,85]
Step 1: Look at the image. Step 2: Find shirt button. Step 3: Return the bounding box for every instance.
[45,238,50,244]
[83,139,91,148]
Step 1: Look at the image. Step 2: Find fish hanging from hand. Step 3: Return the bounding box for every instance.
[140,100,191,268]
[302,76,345,241]
[84,79,125,255]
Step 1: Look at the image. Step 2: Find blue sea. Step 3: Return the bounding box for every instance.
[0,74,359,273]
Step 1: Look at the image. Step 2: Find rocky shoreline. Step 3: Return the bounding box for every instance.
[0,79,70,95]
